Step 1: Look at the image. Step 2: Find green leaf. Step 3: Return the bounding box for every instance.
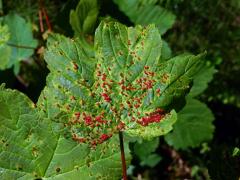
[42,135,131,180]
[140,154,162,167]
[134,138,159,158]
[161,40,172,60]
[70,0,99,37]
[164,98,215,149]
[0,25,11,70]
[188,65,216,97]
[113,0,176,34]
[136,0,158,5]
[0,24,9,44]
[45,33,96,84]
[37,33,96,122]
[232,147,240,157]
[2,13,37,74]
[0,86,58,179]
[39,21,204,144]
[69,0,98,53]
[0,86,130,179]
[133,138,161,167]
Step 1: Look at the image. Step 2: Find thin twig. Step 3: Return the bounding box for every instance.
[16,75,29,87]
[38,0,45,32]
[119,131,127,180]
[38,9,44,32]
[42,7,52,32]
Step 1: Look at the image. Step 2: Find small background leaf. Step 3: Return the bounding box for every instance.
[161,40,172,60]
[0,25,11,70]
[164,98,215,149]
[140,154,162,167]
[189,65,216,97]
[70,0,99,37]
[1,13,37,74]
[133,138,162,167]
[113,0,176,34]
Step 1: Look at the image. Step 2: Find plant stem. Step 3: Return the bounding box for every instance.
[38,9,44,33]
[119,131,127,180]
[7,43,36,50]
[42,7,52,32]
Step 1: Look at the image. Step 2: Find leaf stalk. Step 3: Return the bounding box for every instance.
[119,131,127,180]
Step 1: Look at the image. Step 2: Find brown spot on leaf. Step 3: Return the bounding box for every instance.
[56,167,61,173]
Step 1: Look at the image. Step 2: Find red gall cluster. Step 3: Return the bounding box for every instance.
[100,134,112,142]
[135,66,156,90]
[144,66,154,76]
[96,64,113,103]
[91,134,113,146]
[118,66,156,95]
[101,73,106,81]
[83,114,92,125]
[71,133,113,145]
[117,121,125,131]
[156,88,161,95]
[161,73,170,83]
[82,112,109,126]
[95,115,108,124]
[114,65,163,127]
[101,93,111,102]
[68,111,110,127]
[118,79,136,93]
[69,111,115,146]
[68,61,165,146]
[74,111,80,119]
[137,109,165,126]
